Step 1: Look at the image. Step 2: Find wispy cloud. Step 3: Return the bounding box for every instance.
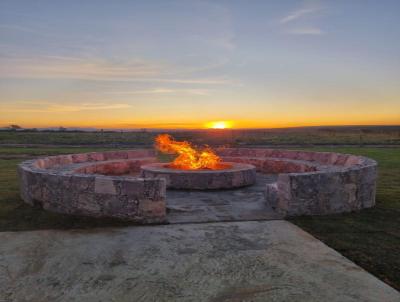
[0,56,162,80]
[117,122,202,129]
[280,7,320,24]
[151,78,230,85]
[287,26,324,35]
[0,55,233,85]
[0,1,237,88]
[279,1,325,35]
[105,88,210,96]
[1,101,131,113]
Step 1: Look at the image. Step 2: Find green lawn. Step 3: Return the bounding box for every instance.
[0,145,399,289]
[290,147,400,290]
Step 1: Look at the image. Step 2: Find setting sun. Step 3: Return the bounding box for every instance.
[205,121,233,129]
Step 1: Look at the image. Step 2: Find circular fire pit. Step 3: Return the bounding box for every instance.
[17,147,377,222]
[140,162,256,190]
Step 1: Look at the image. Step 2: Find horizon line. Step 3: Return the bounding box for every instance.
[1,124,400,132]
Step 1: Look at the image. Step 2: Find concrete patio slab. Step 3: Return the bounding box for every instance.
[166,173,282,223]
[0,220,398,302]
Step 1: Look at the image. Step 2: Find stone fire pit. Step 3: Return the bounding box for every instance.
[140,162,256,190]
[18,148,377,223]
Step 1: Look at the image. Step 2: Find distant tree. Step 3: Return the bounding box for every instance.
[58,126,67,132]
[9,124,22,130]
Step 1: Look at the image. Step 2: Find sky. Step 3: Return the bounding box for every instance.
[0,0,399,129]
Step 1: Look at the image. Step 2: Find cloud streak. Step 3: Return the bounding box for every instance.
[0,56,161,80]
[279,1,325,36]
[117,122,201,129]
[0,55,233,85]
[1,102,131,113]
[287,26,324,35]
[280,7,320,24]
[105,88,210,96]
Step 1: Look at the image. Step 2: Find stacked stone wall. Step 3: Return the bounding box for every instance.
[217,148,377,216]
[19,150,165,223]
[18,148,377,220]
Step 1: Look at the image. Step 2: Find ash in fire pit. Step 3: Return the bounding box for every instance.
[144,134,257,189]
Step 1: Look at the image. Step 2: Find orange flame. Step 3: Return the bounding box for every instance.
[155,134,223,170]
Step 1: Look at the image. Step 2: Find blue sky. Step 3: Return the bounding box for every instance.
[1,0,399,128]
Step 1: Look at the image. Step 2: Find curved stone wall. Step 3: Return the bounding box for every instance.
[18,150,165,223]
[141,162,257,190]
[216,148,377,216]
[18,148,377,221]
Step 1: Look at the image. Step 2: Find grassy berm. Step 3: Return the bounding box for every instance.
[0,145,399,290]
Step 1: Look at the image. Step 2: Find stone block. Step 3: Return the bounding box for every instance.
[87,152,105,162]
[103,151,128,160]
[72,153,88,163]
[95,177,117,195]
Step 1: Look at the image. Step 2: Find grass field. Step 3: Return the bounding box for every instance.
[0,145,399,290]
[1,126,400,146]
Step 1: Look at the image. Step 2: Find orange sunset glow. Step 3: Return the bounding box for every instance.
[0,1,399,130]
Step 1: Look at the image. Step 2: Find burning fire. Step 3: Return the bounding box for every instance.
[155,134,224,170]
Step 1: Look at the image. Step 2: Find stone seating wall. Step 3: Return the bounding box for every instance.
[217,148,377,216]
[18,148,377,221]
[18,150,165,223]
